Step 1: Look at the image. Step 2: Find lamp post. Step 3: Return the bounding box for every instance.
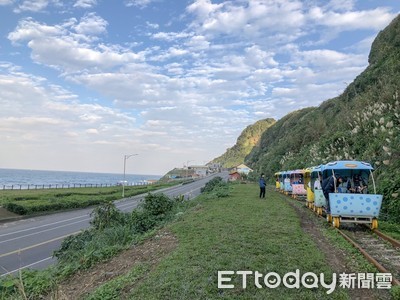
[122,154,138,198]
[186,160,195,179]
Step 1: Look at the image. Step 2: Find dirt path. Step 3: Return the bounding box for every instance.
[51,230,178,299]
[283,196,392,300]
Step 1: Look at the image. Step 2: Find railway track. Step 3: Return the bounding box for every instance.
[337,225,400,286]
[279,190,400,287]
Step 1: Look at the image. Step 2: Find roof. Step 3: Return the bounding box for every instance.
[229,171,241,176]
[236,164,253,170]
[322,160,373,171]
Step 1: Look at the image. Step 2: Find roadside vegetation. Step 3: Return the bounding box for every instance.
[0,181,179,216]
[0,184,195,299]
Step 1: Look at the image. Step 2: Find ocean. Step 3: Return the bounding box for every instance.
[0,168,161,189]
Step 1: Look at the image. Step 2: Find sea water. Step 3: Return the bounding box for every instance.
[0,168,161,189]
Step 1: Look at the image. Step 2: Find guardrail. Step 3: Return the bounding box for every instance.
[1,182,154,190]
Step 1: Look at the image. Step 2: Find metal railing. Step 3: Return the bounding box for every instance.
[1,181,154,190]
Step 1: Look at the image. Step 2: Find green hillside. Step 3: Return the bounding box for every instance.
[245,15,400,223]
[210,118,276,168]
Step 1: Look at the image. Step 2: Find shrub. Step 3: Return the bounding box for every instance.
[131,210,158,233]
[200,176,223,193]
[53,230,96,262]
[90,201,128,230]
[142,193,174,216]
[200,176,230,198]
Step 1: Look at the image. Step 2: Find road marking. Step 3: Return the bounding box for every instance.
[1,256,53,277]
[0,219,87,244]
[0,231,81,258]
[0,214,89,238]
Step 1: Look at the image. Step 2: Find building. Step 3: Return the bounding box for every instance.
[228,171,241,181]
[235,164,253,175]
[189,165,209,177]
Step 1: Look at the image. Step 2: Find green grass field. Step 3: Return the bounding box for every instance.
[86,183,351,299]
[0,182,178,216]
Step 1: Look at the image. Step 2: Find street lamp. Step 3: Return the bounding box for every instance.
[186,160,195,179]
[122,154,138,198]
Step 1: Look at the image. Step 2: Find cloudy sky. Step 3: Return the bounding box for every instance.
[0,0,399,175]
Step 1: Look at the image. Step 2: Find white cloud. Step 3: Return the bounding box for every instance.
[308,6,396,31]
[73,0,97,9]
[187,0,305,42]
[324,0,356,12]
[72,13,108,36]
[0,0,13,5]
[14,0,48,13]
[124,0,155,8]
[151,31,193,42]
[8,17,144,73]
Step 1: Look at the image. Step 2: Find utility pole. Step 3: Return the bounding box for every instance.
[122,154,138,198]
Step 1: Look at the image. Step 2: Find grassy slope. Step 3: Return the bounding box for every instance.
[88,184,349,299]
[211,118,276,168]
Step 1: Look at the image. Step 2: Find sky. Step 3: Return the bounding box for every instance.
[0,0,399,176]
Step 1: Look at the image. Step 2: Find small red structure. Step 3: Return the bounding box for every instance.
[229,171,241,181]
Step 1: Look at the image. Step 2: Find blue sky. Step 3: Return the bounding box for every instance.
[0,0,399,175]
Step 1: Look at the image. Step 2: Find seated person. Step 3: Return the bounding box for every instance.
[314,178,321,190]
[347,174,367,193]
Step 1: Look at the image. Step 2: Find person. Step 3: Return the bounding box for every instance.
[347,174,367,194]
[322,174,344,213]
[314,172,322,190]
[259,174,266,199]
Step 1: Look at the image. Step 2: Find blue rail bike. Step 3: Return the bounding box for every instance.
[321,160,382,229]
[311,165,325,216]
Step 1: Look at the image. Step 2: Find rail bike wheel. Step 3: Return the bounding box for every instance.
[332,217,340,228]
[371,218,378,230]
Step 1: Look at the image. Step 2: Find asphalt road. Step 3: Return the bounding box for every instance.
[0,172,228,277]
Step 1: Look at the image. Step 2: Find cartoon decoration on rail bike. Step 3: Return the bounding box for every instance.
[290,169,307,200]
[283,171,292,195]
[279,171,286,194]
[279,171,286,193]
[304,166,321,210]
[311,165,325,216]
[274,172,281,191]
[276,160,382,230]
[303,167,313,208]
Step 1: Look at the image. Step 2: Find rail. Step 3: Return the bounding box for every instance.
[277,189,400,287]
[337,228,400,286]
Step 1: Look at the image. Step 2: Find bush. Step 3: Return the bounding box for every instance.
[200,176,230,198]
[90,201,128,230]
[200,176,223,193]
[53,230,96,262]
[131,210,158,233]
[142,193,174,216]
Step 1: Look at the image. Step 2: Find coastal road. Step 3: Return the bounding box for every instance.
[0,172,228,277]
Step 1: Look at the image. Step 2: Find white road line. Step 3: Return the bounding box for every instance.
[0,231,81,259]
[0,219,87,244]
[1,257,53,277]
[0,214,89,238]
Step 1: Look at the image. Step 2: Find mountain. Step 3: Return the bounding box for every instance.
[210,118,276,168]
[244,15,400,223]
